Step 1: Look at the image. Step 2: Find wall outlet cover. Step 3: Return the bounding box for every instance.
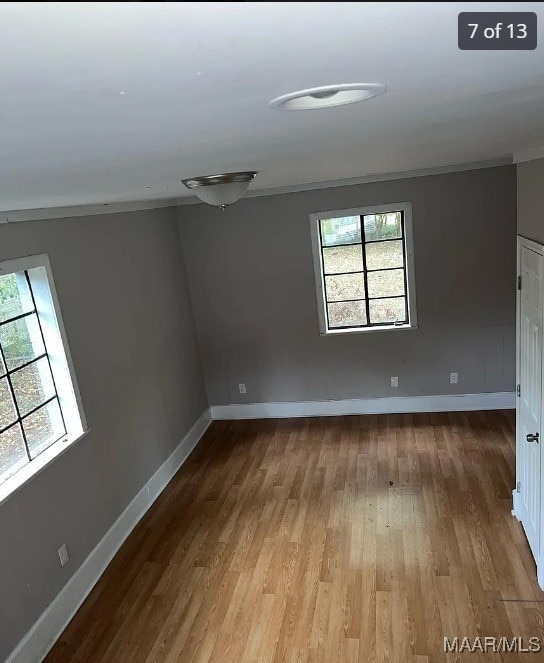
[238,383,246,394]
[391,377,399,388]
[450,372,459,384]
[58,544,69,567]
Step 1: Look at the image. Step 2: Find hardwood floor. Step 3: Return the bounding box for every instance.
[46,410,544,662]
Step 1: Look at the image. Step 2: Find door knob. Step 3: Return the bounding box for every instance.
[527,432,540,443]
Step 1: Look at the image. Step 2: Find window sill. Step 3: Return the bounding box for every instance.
[321,323,419,336]
[0,429,90,507]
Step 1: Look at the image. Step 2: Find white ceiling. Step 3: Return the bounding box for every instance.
[1,1,543,211]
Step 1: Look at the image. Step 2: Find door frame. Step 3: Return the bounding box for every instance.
[513,234,544,588]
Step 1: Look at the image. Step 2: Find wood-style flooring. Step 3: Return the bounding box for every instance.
[46,410,544,662]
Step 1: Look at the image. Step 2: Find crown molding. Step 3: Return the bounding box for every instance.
[513,145,544,164]
[176,157,513,206]
[1,198,178,224]
[0,157,514,221]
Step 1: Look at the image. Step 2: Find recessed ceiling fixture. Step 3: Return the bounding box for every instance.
[181,171,257,211]
[269,83,386,111]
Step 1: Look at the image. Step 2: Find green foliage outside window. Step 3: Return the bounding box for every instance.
[0,275,33,365]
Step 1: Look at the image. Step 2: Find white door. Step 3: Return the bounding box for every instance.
[518,243,543,560]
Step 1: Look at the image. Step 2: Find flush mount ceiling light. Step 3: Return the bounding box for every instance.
[269,83,386,111]
[181,171,257,211]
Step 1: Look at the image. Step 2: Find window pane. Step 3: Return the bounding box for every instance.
[0,313,45,371]
[366,240,404,270]
[0,272,34,323]
[363,212,402,242]
[10,357,55,416]
[367,269,405,299]
[322,245,363,274]
[0,424,28,484]
[320,217,361,247]
[0,377,17,430]
[369,298,407,324]
[24,399,65,459]
[328,301,367,328]
[325,273,365,302]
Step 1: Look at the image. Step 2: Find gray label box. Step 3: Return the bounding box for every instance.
[458,12,537,50]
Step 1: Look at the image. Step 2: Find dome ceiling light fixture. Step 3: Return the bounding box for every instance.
[269,83,386,111]
[181,171,258,211]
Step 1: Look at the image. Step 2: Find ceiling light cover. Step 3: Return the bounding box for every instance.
[182,172,257,210]
[269,83,386,110]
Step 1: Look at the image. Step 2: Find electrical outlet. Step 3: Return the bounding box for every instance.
[238,383,246,394]
[450,372,459,384]
[390,376,399,388]
[58,544,69,567]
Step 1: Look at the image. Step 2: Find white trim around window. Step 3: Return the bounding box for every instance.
[0,253,88,504]
[309,201,418,335]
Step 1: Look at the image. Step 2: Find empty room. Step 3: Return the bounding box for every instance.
[1,2,544,661]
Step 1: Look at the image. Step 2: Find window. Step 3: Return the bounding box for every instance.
[310,202,417,334]
[0,254,86,495]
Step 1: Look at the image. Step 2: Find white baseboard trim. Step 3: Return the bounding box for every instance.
[8,407,212,663]
[210,392,515,420]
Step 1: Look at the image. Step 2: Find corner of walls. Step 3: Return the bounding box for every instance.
[517,157,544,245]
[8,407,212,663]
[176,205,211,408]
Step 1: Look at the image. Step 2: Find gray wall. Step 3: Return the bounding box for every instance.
[0,207,208,660]
[518,157,544,243]
[179,165,517,406]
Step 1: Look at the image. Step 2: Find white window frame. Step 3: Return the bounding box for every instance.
[310,201,418,335]
[0,253,88,504]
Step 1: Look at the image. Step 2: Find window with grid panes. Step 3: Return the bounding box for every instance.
[310,203,417,333]
[0,255,86,492]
